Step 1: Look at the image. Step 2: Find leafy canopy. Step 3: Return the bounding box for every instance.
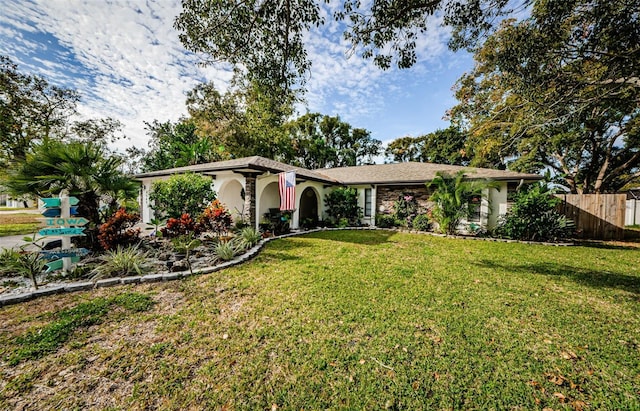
[149,173,216,219]
[450,0,640,193]
[385,126,470,165]
[174,0,522,101]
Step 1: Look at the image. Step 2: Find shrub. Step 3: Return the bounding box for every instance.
[98,208,141,250]
[149,172,216,219]
[412,214,431,231]
[494,183,575,241]
[324,187,362,227]
[199,199,233,237]
[161,213,203,238]
[375,214,397,228]
[0,248,20,277]
[91,245,150,280]
[214,240,241,261]
[393,194,418,226]
[427,171,498,235]
[237,227,262,249]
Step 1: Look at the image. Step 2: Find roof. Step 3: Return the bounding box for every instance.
[135,156,339,184]
[136,156,542,185]
[315,162,543,185]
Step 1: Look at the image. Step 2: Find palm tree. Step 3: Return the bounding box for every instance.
[427,170,498,235]
[4,140,139,249]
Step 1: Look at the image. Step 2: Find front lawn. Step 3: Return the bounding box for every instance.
[0,231,638,409]
[0,213,40,237]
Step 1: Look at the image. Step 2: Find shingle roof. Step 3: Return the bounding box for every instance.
[315,162,543,185]
[135,156,339,183]
[135,156,542,185]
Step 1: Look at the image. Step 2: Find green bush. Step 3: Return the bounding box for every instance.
[92,245,150,280]
[237,227,262,249]
[494,183,574,241]
[393,194,418,226]
[375,214,397,228]
[149,173,216,219]
[324,187,362,227]
[214,240,241,261]
[411,214,431,231]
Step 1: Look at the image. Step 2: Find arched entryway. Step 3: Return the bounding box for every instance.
[259,182,280,221]
[298,187,319,227]
[218,179,244,220]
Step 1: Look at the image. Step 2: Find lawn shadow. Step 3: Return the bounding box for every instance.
[573,240,640,251]
[474,259,640,295]
[299,229,396,245]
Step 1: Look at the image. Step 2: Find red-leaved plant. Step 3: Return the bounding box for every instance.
[161,213,203,238]
[199,199,233,237]
[98,208,141,250]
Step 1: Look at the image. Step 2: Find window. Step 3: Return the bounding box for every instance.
[468,194,481,222]
[364,188,372,217]
[507,182,519,203]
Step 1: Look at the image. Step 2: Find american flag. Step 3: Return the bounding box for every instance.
[279,171,296,211]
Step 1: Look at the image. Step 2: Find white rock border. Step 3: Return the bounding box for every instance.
[0,227,573,307]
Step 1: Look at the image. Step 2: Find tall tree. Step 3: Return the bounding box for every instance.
[185,81,293,161]
[284,113,381,168]
[174,0,525,100]
[140,119,226,172]
[385,127,470,165]
[450,0,640,193]
[175,0,323,101]
[0,55,79,164]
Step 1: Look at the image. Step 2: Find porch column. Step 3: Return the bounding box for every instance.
[243,175,257,227]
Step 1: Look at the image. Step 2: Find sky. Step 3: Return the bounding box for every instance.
[0,0,475,158]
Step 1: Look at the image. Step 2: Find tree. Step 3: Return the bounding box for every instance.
[175,0,323,101]
[174,0,522,100]
[450,1,640,193]
[4,140,139,250]
[185,81,293,161]
[385,126,470,165]
[141,119,226,172]
[0,55,79,164]
[427,171,497,235]
[149,173,216,219]
[285,113,381,168]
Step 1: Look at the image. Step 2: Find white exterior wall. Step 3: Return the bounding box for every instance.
[139,176,171,223]
[488,182,508,228]
[256,173,280,228]
[212,172,246,221]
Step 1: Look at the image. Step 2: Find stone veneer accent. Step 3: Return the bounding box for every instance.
[243,175,257,225]
[375,185,434,215]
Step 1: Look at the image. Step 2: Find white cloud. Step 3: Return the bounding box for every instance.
[1,0,458,154]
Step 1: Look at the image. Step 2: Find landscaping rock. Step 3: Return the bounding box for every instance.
[64,282,94,292]
[141,274,164,283]
[170,260,188,272]
[95,278,120,288]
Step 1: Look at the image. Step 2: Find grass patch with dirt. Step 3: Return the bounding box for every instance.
[0,230,638,410]
[0,213,41,237]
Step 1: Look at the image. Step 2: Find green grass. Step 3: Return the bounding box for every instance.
[6,293,154,365]
[0,212,40,237]
[0,231,638,409]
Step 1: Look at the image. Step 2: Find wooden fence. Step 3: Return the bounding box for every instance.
[556,194,626,240]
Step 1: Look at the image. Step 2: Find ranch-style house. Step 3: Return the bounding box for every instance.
[135,156,542,231]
